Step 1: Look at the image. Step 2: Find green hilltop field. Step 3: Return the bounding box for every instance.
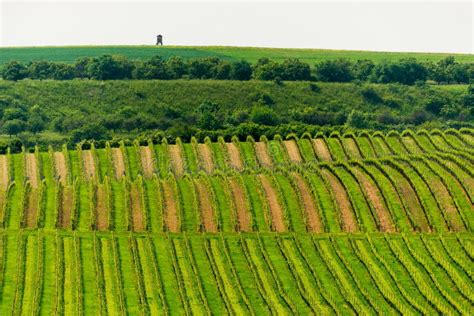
[1,45,474,64]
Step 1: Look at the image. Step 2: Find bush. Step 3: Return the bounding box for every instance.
[346,110,371,128]
[3,119,27,136]
[361,86,383,103]
[230,60,252,80]
[250,107,280,125]
[315,59,354,82]
[87,55,134,80]
[1,61,28,81]
[71,122,109,142]
[370,58,428,85]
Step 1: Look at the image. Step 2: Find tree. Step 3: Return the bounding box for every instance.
[1,61,28,81]
[252,58,284,80]
[346,110,370,128]
[188,57,221,79]
[371,58,427,85]
[74,57,93,78]
[197,101,220,114]
[27,105,46,134]
[353,60,375,81]
[87,55,134,80]
[250,107,280,125]
[196,101,221,130]
[214,62,232,80]
[3,119,27,137]
[71,122,109,142]
[3,108,27,121]
[424,96,448,114]
[315,59,354,82]
[281,59,312,81]
[198,112,221,130]
[52,63,75,80]
[230,60,252,80]
[134,56,169,79]
[166,56,188,79]
[28,61,56,79]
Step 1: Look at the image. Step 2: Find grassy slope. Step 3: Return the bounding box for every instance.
[1,45,473,64]
[0,79,468,146]
[1,79,464,118]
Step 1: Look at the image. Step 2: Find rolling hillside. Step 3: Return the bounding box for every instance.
[0,127,472,313]
[1,45,473,65]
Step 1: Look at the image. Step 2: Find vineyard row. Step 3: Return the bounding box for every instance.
[0,232,472,315]
[0,152,471,233]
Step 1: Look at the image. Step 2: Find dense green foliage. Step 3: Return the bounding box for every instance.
[0,80,472,149]
[2,54,473,84]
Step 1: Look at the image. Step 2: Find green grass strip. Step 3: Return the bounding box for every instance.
[242,174,269,231]
[326,137,347,161]
[239,142,258,169]
[116,236,142,314]
[261,236,312,313]
[314,238,375,315]
[366,235,438,314]
[151,236,185,313]
[267,140,286,165]
[176,177,199,232]
[297,138,317,163]
[224,236,269,314]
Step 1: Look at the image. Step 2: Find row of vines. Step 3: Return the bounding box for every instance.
[0,232,471,314]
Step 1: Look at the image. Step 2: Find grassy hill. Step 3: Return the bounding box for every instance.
[0,128,472,313]
[1,45,473,65]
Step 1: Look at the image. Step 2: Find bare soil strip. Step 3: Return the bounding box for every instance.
[259,175,286,232]
[353,169,394,232]
[320,169,357,232]
[169,145,184,177]
[162,182,179,232]
[197,144,214,173]
[112,148,125,179]
[54,152,67,185]
[195,181,217,232]
[313,138,332,161]
[25,153,39,188]
[254,142,273,167]
[131,185,144,232]
[283,140,302,163]
[82,151,96,181]
[226,143,243,170]
[140,146,155,178]
[343,138,362,159]
[96,186,108,231]
[60,187,73,228]
[0,155,9,188]
[25,189,38,228]
[293,173,323,232]
[229,179,251,232]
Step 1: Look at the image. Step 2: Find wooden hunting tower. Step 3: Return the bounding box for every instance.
[156,35,163,45]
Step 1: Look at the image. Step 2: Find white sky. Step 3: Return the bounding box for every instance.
[1,0,473,53]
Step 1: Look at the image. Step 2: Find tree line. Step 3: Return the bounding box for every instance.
[1,55,472,85]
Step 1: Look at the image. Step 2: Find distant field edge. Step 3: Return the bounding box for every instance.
[1,45,473,64]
